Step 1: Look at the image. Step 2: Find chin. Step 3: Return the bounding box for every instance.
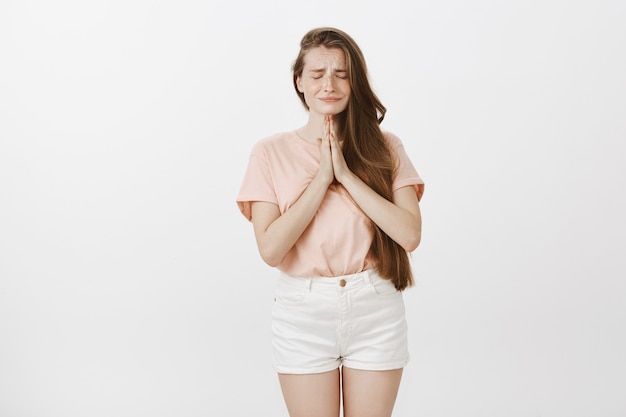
[316,106,348,117]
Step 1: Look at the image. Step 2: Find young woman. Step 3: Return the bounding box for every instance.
[236,27,425,417]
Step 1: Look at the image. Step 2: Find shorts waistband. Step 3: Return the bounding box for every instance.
[279,269,376,290]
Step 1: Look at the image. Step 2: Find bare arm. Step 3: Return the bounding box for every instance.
[327,117,422,252]
[250,176,329,266]
[250,129,335,267]
[339,176,422,252]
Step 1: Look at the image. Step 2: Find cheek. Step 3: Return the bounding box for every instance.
[303,81,319,92]
[302,83,320,100]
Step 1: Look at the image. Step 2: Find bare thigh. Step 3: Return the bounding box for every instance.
[278,369,341,417]
[342,367,403,417]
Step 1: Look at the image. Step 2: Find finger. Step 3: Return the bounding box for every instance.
[329,130,340,155]
[325,115,331,139]
[319,136,330,154]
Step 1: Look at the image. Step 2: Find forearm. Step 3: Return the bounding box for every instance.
[340,173,422,252]
[256,176,330,266]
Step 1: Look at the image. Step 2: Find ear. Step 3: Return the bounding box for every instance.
[296,76,303,93]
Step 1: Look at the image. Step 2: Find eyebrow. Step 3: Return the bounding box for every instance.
[307,68,348,73]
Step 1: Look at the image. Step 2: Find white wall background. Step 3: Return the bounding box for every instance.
[1,1,624,416]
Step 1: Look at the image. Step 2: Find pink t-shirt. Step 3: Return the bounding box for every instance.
[236,130,424,277]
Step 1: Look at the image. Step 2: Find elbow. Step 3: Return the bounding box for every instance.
[401,232,421,253]
[258,246,284,268]
[262,257,281,268]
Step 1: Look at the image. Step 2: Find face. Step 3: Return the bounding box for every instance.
[296,46,351,117]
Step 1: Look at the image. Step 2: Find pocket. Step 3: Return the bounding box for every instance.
[368,274,400,296]
[274,278,307,306]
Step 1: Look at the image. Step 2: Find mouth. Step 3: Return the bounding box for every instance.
[319,97,341,102]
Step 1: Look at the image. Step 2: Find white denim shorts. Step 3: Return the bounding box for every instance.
[271,269,409,374]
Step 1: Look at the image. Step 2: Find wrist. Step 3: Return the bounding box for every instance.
[336,170,357,187]
[312,173,333,189]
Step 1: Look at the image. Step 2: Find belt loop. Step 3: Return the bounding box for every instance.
[305,277,312,291]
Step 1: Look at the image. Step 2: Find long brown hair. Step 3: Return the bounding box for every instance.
[292,27,414,290]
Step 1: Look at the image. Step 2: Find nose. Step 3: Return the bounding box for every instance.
[322,75,335,91]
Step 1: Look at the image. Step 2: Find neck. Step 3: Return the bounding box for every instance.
[296,113,337,143]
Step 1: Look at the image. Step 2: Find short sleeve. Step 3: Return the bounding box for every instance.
[386,132,425,201]
[236,143,278,221]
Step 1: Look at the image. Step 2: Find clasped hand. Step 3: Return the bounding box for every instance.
[317,115,351,186]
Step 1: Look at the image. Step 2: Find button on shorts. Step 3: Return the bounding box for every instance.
[271,269,410,374]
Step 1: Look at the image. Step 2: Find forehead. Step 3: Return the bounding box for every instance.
[303,46,346,68]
